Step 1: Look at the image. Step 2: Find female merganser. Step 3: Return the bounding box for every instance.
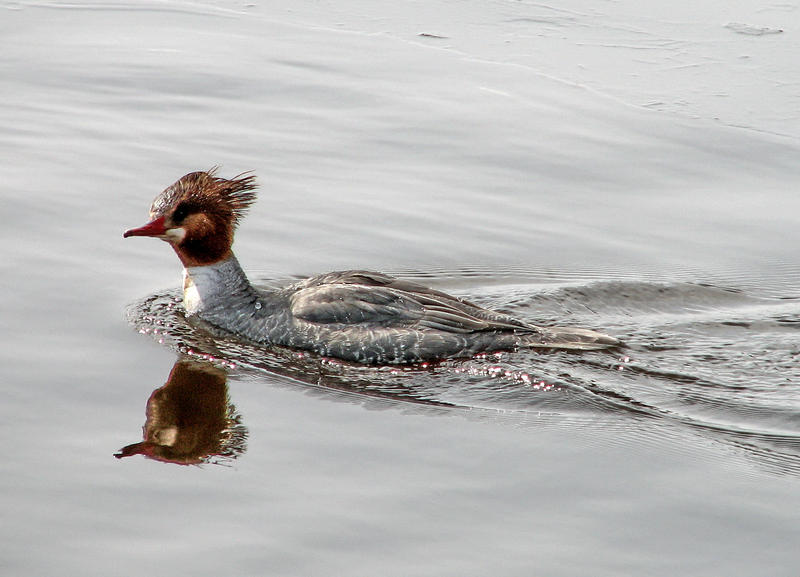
[124,170,619,364]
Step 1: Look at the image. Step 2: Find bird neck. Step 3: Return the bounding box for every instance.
[182,254,259,317]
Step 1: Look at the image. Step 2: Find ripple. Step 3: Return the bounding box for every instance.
[126,274,800,476]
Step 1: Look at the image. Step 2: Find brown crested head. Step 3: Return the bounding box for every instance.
[124,169,258,267]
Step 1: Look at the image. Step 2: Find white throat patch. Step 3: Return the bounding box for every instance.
[183,269,202,314]
[165,227,187,242]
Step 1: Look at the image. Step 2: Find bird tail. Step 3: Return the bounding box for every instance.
[522,325,621,351]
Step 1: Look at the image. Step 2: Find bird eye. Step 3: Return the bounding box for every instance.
[172,203,190,224]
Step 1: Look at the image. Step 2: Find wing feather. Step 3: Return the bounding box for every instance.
[288,270,533,334]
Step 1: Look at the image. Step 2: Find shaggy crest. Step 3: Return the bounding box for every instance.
[150,167,258,228]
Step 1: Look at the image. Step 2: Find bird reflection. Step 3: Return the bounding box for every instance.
[115,358,247,465]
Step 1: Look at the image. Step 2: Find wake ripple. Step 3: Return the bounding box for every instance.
[126,276,800,476]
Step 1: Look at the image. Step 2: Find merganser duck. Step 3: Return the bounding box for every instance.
[124,170,619,364]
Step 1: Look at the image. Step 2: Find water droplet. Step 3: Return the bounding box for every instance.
[254,301,262,310]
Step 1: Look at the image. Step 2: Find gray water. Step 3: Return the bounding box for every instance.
[2,1,799,576]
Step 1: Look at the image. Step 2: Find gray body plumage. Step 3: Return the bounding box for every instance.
[182,256,619,364]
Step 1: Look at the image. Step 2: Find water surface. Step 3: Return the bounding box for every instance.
[2,1,799,576]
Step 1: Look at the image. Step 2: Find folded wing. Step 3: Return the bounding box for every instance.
[289,270,532,334]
